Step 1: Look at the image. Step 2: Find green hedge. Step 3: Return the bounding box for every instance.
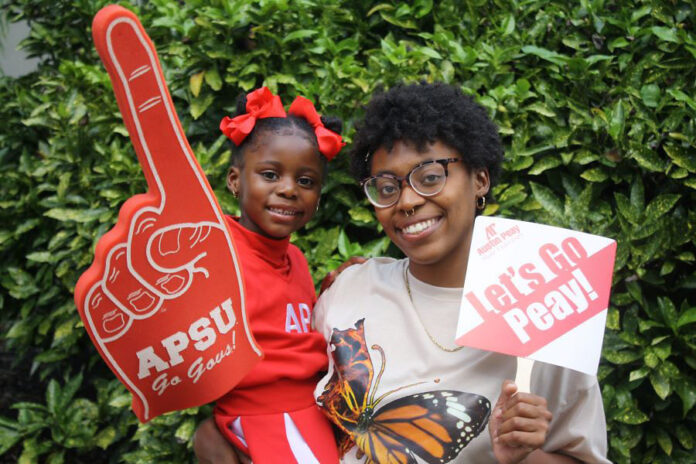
[1,0,695,462]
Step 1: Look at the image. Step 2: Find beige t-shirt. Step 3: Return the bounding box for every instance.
[313,258,609,464]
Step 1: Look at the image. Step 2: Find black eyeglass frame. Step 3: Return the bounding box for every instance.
[361,157,461,208]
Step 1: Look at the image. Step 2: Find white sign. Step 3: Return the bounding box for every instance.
[456,217,616,375]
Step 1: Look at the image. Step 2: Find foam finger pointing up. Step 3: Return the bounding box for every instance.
[92,5,214,217]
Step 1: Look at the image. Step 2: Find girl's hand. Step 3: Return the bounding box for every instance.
[489,380,552,464]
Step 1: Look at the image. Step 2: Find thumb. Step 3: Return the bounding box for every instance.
[490,380,516,440]
[494,380,518,417]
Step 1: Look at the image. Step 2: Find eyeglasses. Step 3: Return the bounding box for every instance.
[361,158,461,208]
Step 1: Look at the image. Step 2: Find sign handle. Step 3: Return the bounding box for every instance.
[514,357,534,394]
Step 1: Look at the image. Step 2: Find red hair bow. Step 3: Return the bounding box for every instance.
[288,96,345,161]
[219,87,286,145]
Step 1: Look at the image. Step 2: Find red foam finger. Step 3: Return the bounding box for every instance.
[92,5,213,214]
[75,5,263,422]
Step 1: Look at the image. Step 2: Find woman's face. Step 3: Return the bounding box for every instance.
[370,140,489,281]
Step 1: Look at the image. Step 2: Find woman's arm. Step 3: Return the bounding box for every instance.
[193,417,248,464]
[523,450,580,463]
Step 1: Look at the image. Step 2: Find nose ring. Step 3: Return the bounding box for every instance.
[405,208,415,217]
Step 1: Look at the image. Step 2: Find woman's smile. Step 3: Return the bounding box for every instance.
[397,216,442,239]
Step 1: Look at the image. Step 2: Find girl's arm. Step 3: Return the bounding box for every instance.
[489,381,580,464]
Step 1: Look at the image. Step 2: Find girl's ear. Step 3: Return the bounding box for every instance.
[226,167,241,197]
[474,168,490,198]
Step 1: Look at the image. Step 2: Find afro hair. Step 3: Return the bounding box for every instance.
[349,82,503,200]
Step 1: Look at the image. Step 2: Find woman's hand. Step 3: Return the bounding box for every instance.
[489,380,552,464]
[319,256,367,294]
[193,418,250,464]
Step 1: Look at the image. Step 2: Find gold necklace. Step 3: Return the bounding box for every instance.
[403,265,464,353]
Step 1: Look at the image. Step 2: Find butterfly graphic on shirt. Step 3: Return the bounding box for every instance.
[317,318,491,464]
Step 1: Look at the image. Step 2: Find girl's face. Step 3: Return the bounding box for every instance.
[227,132,322,239]
[370,140,489,285]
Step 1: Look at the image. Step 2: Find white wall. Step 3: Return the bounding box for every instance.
[0,19,40,77]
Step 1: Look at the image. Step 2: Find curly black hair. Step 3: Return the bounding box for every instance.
[227,92,343,174]
[349,82,503,201]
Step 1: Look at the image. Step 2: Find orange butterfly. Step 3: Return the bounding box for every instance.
[317,319,491,463]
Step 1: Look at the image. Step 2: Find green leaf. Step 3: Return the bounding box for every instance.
[189,71,204,97]
[47,451,65,464]
[44,208,107,223]
[644,194,680,222]
[608,100,625,140]
[282,30,318,43]
[644,349,659,368]
[174,418,196,443]
[0,420,21,455]
[664,144,696,172]
[640,84,661,108]
[580,167,608,182]
[651,26,680,43]
[657,297,679,329]
[668,89,696,110]
[604,350,642,364]
[615,407,649,424]
[419,46,442,59]
[204,68,222,91]
[53,320,75,343]
[26,251,54,263]
[94,426,117,450]
[108,394,132,409]
[629,367,650,382]
[60,374,83,410]
[674,377,696,415]
[337,228,350,257]
[521,45,568,66]
[46,379,60,415]
[190,94,214,119]
[675,424,694,450]
[528,156,562,175]
[3,268,39,299]
[530,182,563,218]
[501,15,515,35]
[348,206,375,224]
[526,103,556,118]
[677,307,696,328]
[650,370,671,400]
[655,427,672,455]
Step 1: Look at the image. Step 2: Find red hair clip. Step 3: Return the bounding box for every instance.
[220,88,344,161]
[288,96,345,161]
[219,87,286,145]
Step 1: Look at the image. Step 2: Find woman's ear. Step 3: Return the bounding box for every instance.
[226,167,240,197]
[474,168,490,198]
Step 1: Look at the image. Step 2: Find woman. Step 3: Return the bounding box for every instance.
[195,82,609,463]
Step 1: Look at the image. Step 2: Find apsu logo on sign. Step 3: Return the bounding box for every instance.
[74,5,262,422]
[476,220,522,260]
[457,217,616,375]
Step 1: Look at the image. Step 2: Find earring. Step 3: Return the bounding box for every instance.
[315,198,321,213]
[232,189,239,199]
[476,196,486,211]
[405,208,415,217]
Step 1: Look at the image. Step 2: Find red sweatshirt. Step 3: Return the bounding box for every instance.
[215,217,328,416]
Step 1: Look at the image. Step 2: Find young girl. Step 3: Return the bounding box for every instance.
[206,87,343,464]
